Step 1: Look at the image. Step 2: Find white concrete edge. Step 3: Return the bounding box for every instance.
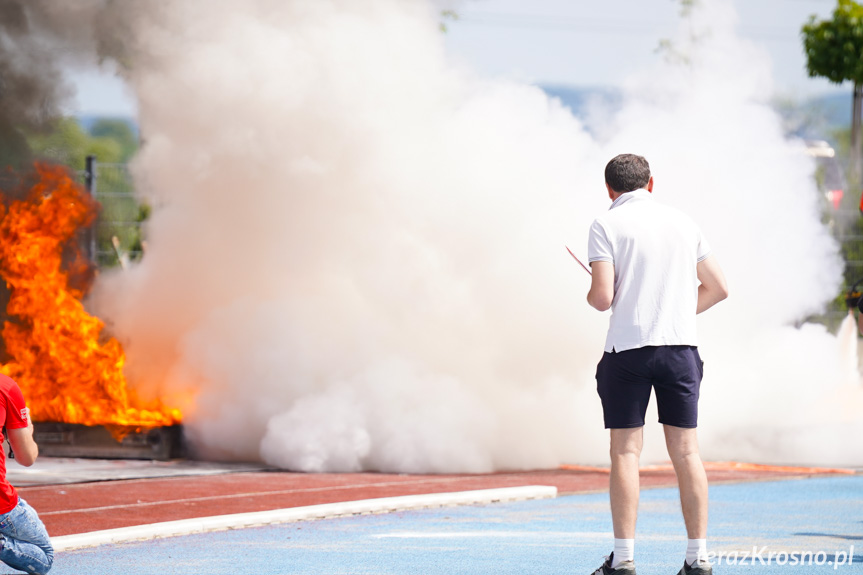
[51,484,557,552]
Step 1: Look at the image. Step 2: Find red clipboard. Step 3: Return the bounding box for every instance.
[565,246,592,275]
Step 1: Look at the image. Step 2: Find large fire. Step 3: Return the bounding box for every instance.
[0,164,180,428]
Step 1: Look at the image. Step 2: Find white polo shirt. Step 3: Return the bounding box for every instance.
[587,189,711,353]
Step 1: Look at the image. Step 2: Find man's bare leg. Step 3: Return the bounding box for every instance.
[610,427,644,539]
[663,425,708,539]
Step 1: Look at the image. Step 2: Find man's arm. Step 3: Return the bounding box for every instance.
[7,420,38,467]
[696,255,729,314]
[587,261,615,311]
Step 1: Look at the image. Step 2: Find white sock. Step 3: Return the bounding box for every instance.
[612,538,634,567]
[686,538,707,566]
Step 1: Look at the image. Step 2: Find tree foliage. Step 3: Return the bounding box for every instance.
[803,0,863,187]
[22,117,144,269]
[25,118,124,170]
[802,0,863,85]
[90,119,138,163]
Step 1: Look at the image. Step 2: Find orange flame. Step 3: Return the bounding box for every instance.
[0,164,181,428]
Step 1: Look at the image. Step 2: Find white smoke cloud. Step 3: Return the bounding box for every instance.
[88,0,858,470]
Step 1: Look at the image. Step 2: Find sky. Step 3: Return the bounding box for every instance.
[68,0,844,116]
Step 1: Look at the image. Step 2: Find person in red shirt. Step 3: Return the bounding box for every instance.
[0,374,52,574]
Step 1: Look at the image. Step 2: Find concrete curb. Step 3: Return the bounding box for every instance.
[52,484,558,551]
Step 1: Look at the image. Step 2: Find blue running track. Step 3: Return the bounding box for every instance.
[50,475,862,575]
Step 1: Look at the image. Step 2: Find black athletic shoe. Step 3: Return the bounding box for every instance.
[677,560,713,575]
[591,552,636,575]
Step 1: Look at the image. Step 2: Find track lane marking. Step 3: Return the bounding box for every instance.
[39,475,542,516]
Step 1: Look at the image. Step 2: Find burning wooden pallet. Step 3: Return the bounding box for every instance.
[33,423,184,461]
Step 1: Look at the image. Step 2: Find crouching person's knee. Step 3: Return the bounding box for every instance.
[18,543,53,574]
[37,543,54,575]
[21,555,53,575]
[27,558,53,575]
[41,551,54,574]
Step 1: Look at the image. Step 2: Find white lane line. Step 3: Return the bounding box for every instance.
[23,468,564,493]
[373,531,613,539]
[372,531,682,541]
[51,485,557,551]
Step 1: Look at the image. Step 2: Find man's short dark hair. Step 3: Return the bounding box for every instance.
[605,154,651,193]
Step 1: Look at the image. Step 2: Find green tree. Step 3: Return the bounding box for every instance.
[23,117,145,269]
[802,0,863,186]
[25,117,123,170]
[89,119,138,163]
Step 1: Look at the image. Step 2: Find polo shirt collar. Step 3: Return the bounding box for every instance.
[609,188,652,210]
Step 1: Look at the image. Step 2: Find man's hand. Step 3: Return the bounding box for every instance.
[587,261,615,311]
[8,419,38,467]
[696,255,729,314]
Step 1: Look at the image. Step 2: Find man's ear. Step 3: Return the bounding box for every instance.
[606,182,615,200]
[646,176,654,192]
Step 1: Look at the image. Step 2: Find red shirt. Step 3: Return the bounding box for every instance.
[0,374,30,513]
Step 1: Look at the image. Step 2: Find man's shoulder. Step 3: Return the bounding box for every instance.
[658,199,696,217]
[592,196,702,232]
[588,215,610,233]
[0,375,19,396]
[645,199,702,228]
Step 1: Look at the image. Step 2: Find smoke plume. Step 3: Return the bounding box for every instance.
[7,0,860,469]
[0,0,110,168]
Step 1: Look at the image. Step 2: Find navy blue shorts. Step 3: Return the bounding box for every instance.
[595,345,704,429]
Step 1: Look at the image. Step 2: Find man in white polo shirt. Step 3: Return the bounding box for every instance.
[586,154,728,575]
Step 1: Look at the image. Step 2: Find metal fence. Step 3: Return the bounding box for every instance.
[80,156,146,269]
